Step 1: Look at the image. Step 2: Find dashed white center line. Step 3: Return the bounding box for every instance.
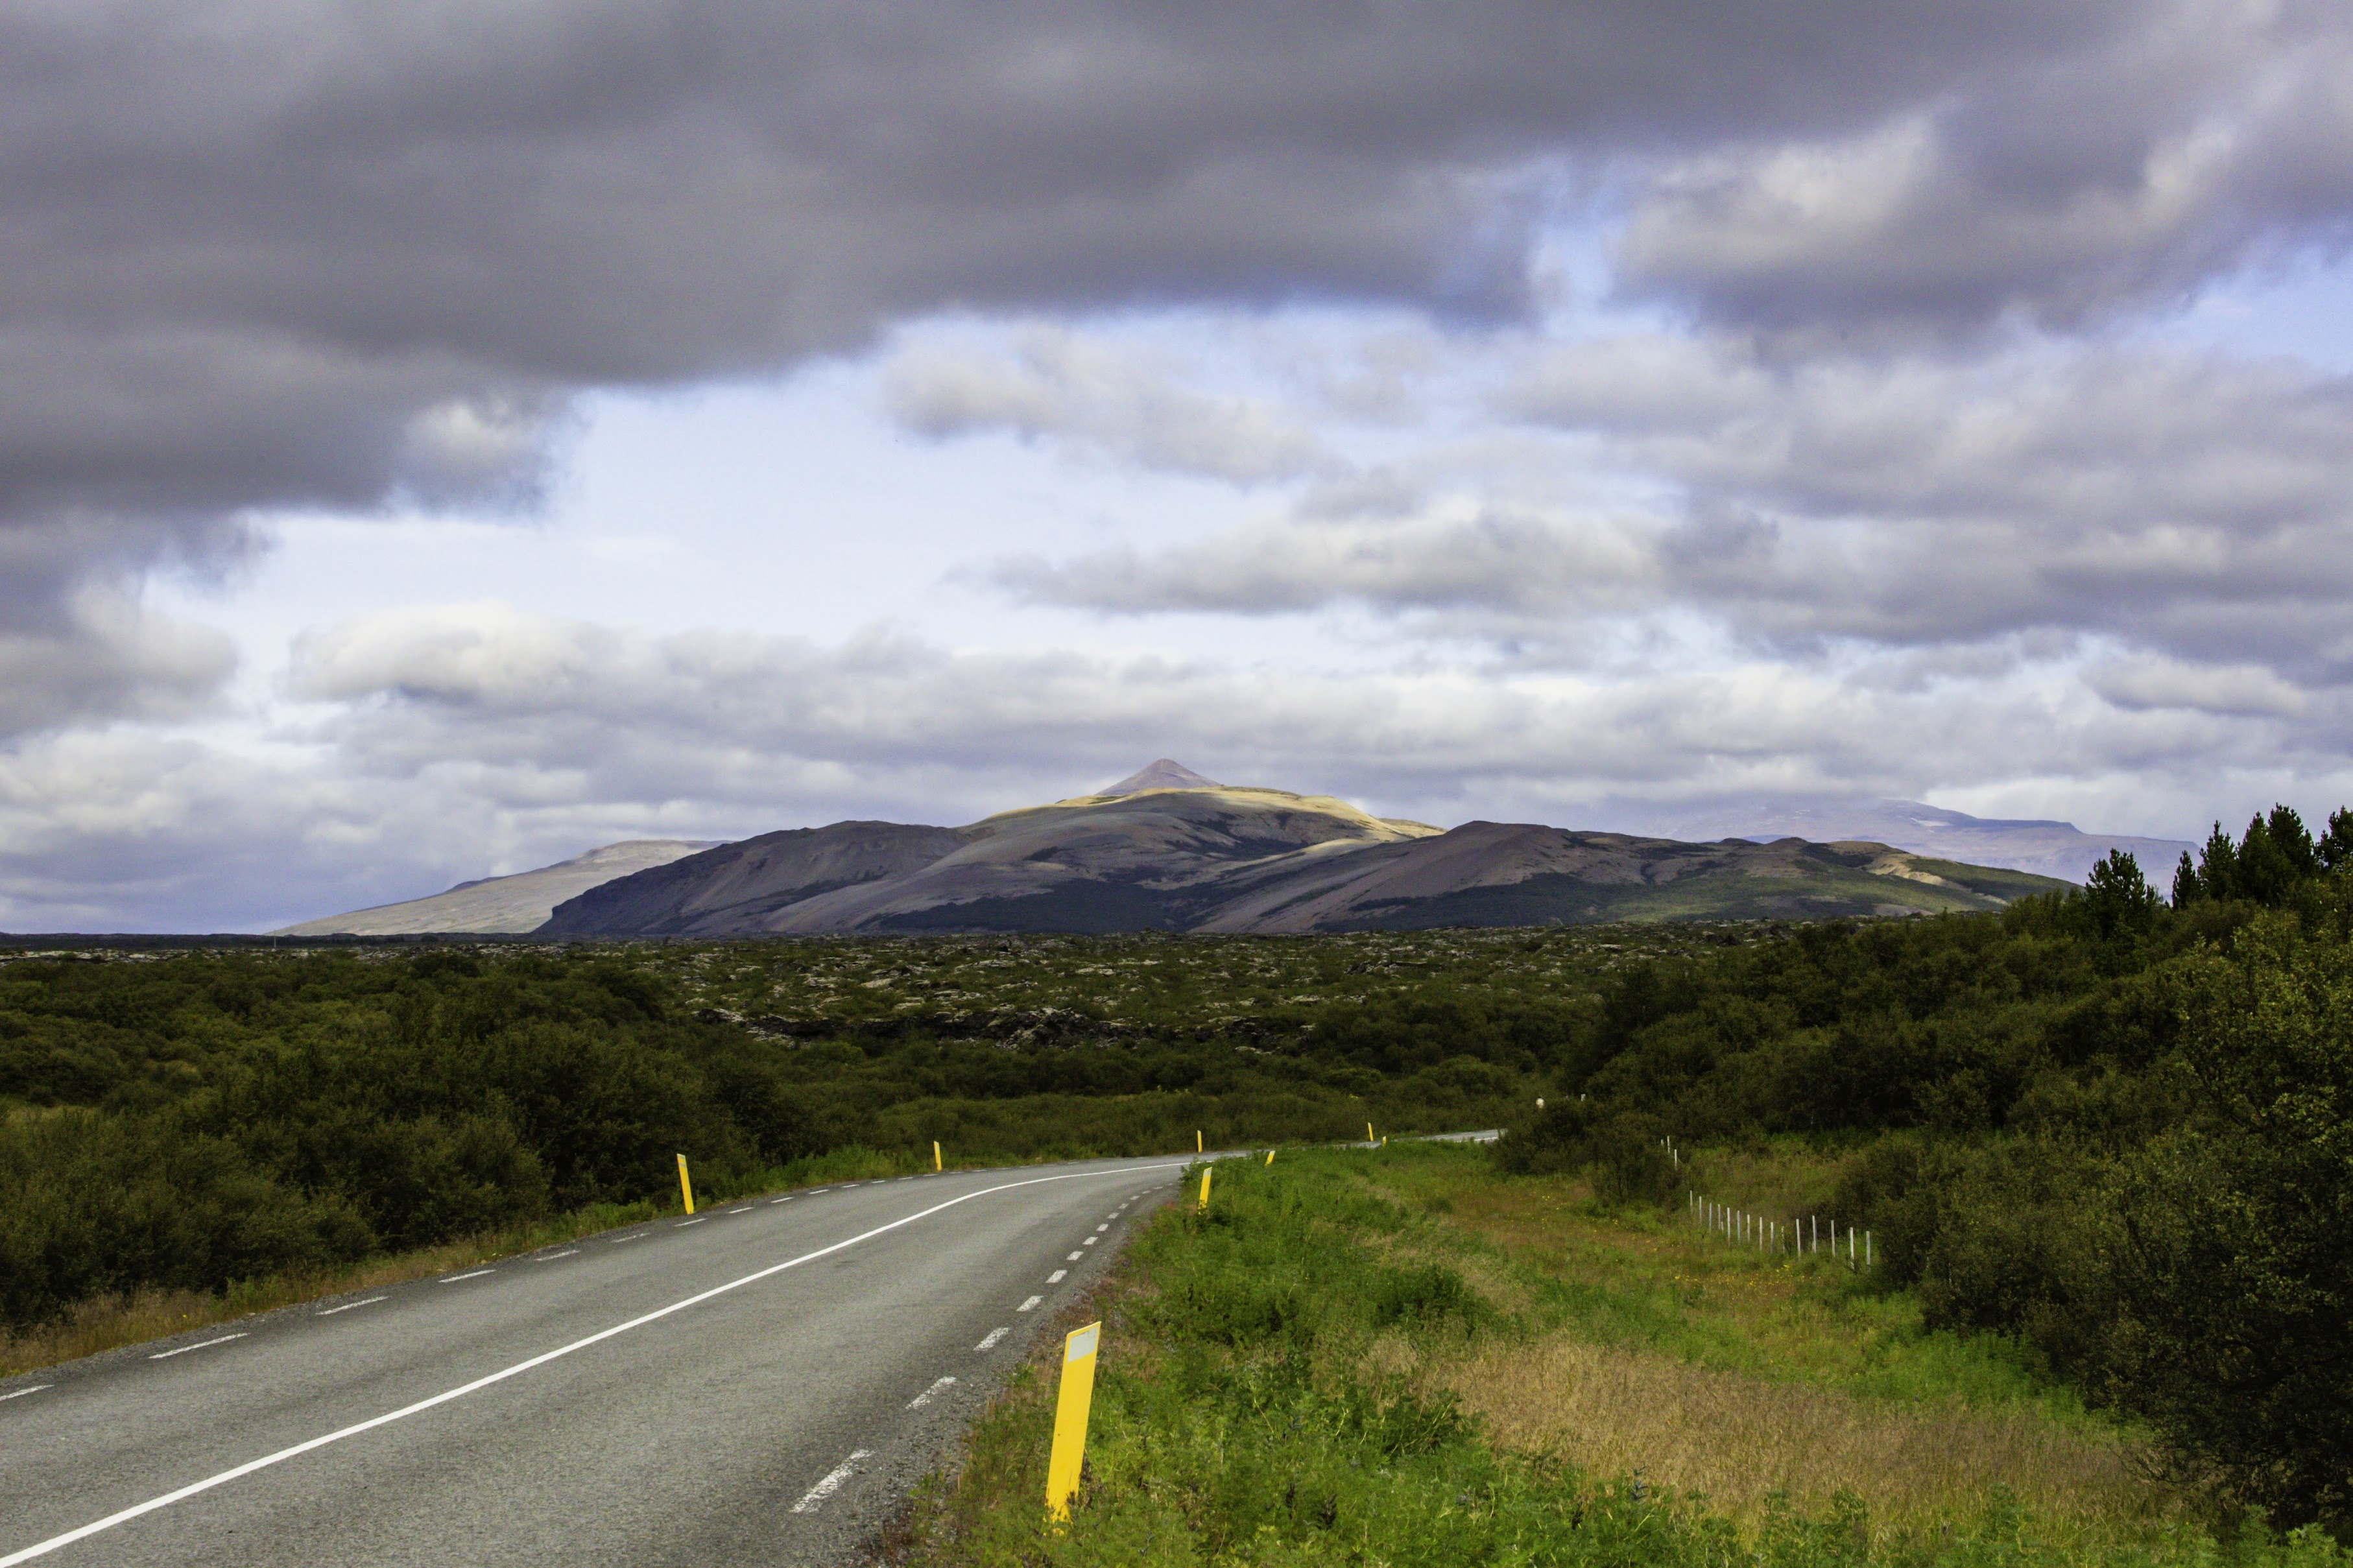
[149,1334,246,1360]
[5,1161,1189,1568]
[531,1250,579,1263]
[1082,1237,1097,1246]
[809,1187,830,1194]
[907,1376,956,1408]
[974,1327,1010,1353]
[790,1449,872,1514]
[1094,1224,1108,1232]
[770,1196,793,1204]
[0,1385,53,1402]
[1017,1295,1042,1313]
[1066,1251,1084,1261]
[438,1270,496,1283]
[608,1233,645,1244]
[675,1218,705,1228]
[315,1297,386,1316]
[1047,1270,1068,1283]
[728,1206,752,1215]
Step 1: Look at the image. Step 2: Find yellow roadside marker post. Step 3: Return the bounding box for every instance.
[675,1153,695,1215]
[1367,1122,1375,1145]
[1045,1321,1102,1525]
[1199,1165,1213,1210]
[1195,1128,1203,1153]
[933,1140,942,1172]
[1265,1148,1274,1166]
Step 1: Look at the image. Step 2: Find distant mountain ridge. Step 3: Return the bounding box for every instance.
[274,840,718,936]
[1660,799,2192,885]
[277,766,2115,938]
[536,765,2069,936]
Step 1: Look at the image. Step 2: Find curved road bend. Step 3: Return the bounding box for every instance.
[0,1156,1185,1567]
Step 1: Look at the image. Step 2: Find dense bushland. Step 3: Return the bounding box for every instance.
[0,940,1544,1331]
[1499,807,2353,1530]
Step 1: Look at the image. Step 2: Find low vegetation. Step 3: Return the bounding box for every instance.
[5,804,2348,1536]
[1499,806,2353,1529]
[892,1143,2345,1567]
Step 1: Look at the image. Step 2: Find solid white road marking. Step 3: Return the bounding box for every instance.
[531,1250,579,1263]
[790,1449,872,1514]
[438,1270,496,1283]
[1016,1296,1042,1313]
[974,1327,1009,1353]
[314,1298,386,1317]
[149,1335,246,1360]
[0,1386,52,1403]
[0,1161,1182,1567]
[907,1376,956,1409]
[1047,1270,1067,1283]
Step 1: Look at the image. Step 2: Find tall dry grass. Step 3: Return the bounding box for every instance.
[1422,1332,2173,1539]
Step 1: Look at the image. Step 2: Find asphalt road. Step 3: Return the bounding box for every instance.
[0,1156,1188,1567]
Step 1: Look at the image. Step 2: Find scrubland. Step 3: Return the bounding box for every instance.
[5,807,2348,1536]
[892,1144,2337,1568]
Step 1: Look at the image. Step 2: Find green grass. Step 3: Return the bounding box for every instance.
[894,1145,2347,1567]
[1367,1146,2097,1423]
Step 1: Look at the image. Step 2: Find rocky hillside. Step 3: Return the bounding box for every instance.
[538,765,2067,936]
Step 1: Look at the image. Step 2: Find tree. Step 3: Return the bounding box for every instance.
[2099,914,2353,1526]
[2319,807,2353,873]
[2190,821,2241,903]
[2081,849,2159,938]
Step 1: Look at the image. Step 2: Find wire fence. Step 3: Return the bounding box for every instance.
[1686,1187,1872,1270]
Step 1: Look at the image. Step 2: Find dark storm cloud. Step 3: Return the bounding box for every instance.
[0,3,2163,617]
[1616,1,2353,335]
[1,0,2345,801]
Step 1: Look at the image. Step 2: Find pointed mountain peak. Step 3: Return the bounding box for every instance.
[1099,759,1223,796]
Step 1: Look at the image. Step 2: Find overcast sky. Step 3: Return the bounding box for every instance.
[6,0,2353,931]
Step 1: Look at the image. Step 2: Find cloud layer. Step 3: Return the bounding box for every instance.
[9,1,2353,924]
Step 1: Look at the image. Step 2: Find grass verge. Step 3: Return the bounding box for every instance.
[892,1143,2348,1568]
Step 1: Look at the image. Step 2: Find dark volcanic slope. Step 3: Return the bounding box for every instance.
[540,821,969,935]
[1196,823,2062,932]
[537,781,2070,937]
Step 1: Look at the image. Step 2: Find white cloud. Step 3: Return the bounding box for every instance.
[885,329,1326,482]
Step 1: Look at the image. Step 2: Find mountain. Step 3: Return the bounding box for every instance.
[1099,758,1223,795]
[274,840,718,936]
[538,766,2070,936]
[1658,799,2193,885]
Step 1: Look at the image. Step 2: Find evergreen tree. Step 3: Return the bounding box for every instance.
[2193,821,2241,901]
[2318,807,2353,873]
[2083,849,2159,937]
